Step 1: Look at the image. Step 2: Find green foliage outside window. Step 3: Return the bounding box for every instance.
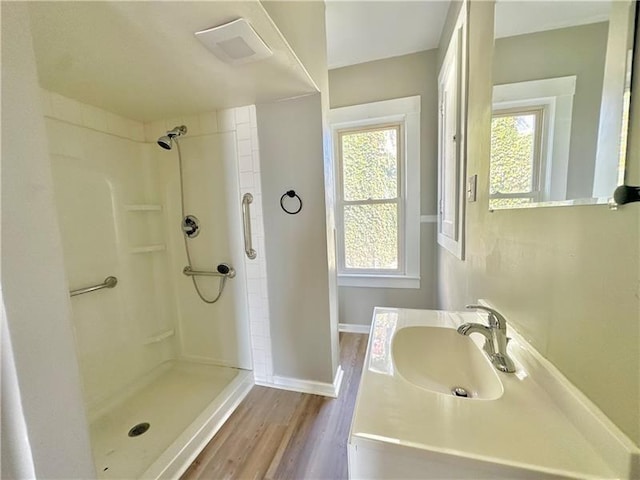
[342,128,398,201]
[344,204,398,269]
[490,113,538,208]
[341,127,399,270]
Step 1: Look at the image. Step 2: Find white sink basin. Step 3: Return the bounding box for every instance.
[391,326,504,400]
[351,309,632,479]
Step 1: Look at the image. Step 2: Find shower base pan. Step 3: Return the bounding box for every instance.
[89,361,253,479]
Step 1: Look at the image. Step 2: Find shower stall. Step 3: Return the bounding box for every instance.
[46,101,255,478]
[5,2,319,477]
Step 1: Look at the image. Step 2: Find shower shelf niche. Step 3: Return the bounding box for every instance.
[125,204,163,212]
[144,329,175,345]
[130,245,166,254]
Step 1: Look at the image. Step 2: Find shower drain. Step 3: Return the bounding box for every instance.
[128,422,150,437]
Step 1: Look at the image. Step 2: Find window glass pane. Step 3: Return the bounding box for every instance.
[343,203,398,270]
[490,114,536,195]
[341,127,398,201]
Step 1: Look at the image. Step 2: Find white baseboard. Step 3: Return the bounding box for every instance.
[257,365,345,398]
[339,323,371,334]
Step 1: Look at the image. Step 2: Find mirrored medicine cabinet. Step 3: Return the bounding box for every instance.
[489,0,637,210]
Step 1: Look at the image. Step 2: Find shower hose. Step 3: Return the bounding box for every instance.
[176,140,227,304]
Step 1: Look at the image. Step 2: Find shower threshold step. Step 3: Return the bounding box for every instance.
[143,329,175,345]
[124,204,163,211]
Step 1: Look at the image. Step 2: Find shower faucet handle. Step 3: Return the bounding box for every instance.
[182,215,200,238]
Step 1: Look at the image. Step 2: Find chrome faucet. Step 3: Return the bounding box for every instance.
[457,305,516,373]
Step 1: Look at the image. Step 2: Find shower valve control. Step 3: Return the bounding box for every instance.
[182,215,200,238]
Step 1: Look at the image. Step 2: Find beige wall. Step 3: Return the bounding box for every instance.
[1,3,96,477]
[257,94,337,383]
[257,0,339,381]
[494,22,609,199]
[329,51,440,325]
[438,0,640,445]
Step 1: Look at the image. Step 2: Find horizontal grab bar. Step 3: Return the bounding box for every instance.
[70,276,117,297]
[183,266,236,278]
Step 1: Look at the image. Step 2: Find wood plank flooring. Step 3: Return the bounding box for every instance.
[181,333,368,480]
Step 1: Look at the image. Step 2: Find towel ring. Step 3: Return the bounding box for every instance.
[280,190,303,215]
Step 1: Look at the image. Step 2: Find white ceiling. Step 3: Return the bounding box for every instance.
[325,1,451,70]
[28,1,317,122]
[27,1,612,121]
[325,1,613,70]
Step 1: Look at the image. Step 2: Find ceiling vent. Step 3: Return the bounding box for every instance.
[195,18,273,66]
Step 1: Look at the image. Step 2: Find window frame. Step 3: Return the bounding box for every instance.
[489,105,546,207]
[336,123,404,276]
[329,96,421,289]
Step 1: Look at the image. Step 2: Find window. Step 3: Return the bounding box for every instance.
[329,96,421,289]
[338,124,401,272]
[489,107,544,209]
[491,76,576,205]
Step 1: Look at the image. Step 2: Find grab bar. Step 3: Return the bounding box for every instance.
[183,266,236,278]
[242,193,257,259]
[70,276,117,297]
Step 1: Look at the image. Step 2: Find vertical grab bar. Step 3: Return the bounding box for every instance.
[242,193,257,259]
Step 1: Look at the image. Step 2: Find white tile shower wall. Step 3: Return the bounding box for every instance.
[232,105,273,384]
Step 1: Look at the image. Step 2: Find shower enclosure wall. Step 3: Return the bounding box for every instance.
[43,90,258,478]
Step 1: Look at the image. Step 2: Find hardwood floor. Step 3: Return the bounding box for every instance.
[181,333,368,480]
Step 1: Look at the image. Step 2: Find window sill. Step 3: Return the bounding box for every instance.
[337,274,420,289]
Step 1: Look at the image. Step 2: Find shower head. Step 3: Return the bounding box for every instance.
[157,125,187,150]
[157,135,173,150]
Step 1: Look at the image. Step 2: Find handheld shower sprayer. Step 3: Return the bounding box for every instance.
[216,263,236,278]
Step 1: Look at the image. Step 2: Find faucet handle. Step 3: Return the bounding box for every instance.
[465,304,507,330]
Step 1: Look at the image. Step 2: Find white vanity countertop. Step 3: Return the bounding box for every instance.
[350,307,639,479]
